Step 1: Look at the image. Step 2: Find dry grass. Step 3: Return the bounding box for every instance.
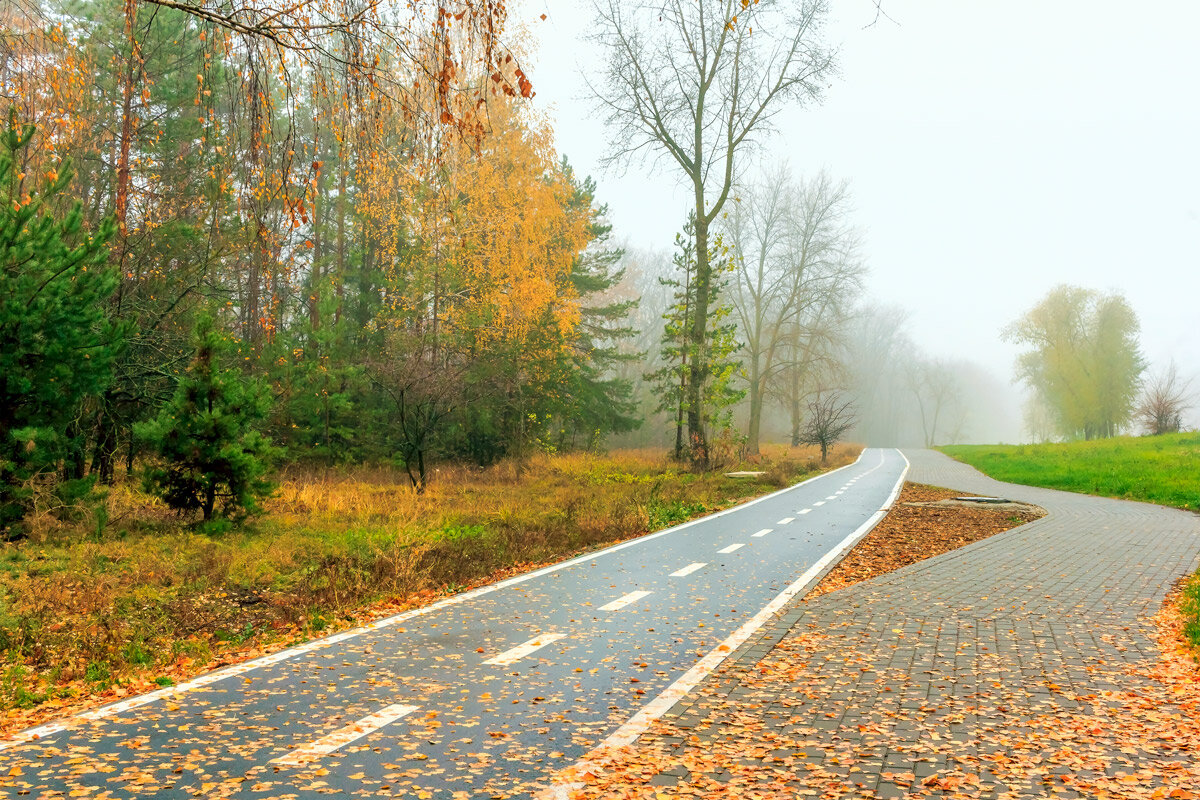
[0,443,858,728]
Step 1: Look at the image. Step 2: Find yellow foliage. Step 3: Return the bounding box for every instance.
[361,93,590,357]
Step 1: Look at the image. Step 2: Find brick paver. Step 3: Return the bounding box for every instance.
[638,449,1200,798]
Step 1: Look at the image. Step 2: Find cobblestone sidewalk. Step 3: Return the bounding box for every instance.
[625,449,1200,799]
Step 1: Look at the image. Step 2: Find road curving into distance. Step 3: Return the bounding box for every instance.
[0,448,908,799]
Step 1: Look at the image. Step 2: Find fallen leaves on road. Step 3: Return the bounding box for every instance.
[564,483,1200,799]
[808,483,1044,599]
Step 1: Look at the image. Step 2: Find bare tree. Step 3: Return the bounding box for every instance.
[907,357,963,447]
[724,166,863,454]
[798,390,856,464]
[1135,361,1193,435]
[841,304,912,446]
[589,0,835,464]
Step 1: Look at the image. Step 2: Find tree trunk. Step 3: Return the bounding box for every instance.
[244,52,266,344]
[91,393,118,485]
[202,481,215,520]
[62,421,86,482]
[747,360,762,455]
[686,214,711,467]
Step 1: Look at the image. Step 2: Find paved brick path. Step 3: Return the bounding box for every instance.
[631,449,1200,799]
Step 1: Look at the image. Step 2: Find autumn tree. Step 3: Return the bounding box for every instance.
[590,0,835,465]
[1004,285,1145,440]
[366,95,599,474]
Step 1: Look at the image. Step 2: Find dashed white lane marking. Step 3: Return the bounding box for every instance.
[483,633,568,666]
[776,517,795,525]
[717,543,745,554]
[272,703,419,766]
[597,590,653,612]
[813,501,825,507]
[543,449,911,800]
[825,495,838,500]
[670,562,707,577]
[751,528,772,538]
[797,509,812,515]
[0,452,876,753]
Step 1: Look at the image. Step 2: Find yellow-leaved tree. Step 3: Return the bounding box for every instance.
[362,91,593,486]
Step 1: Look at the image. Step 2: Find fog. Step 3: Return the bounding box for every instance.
[518,0,1200,442]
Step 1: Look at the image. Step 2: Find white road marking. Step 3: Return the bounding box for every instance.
[797,508,812,515]
[1,451,873,751]
[776,517,795,525]
[751,528,772,538]
[813,501,825,507]
[483,633,568,666]
[717,543,745,554]
[670,562,707,577]
[825,495,838,500]
[597,590,653,612]
[542,449,910,800]
[272,703,419,766]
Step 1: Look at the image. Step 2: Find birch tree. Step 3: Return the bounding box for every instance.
[590,0,835,464]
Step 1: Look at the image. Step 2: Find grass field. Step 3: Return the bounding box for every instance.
[941,432,1200,511]
[942,432,1200,656]
[0,444,857,724]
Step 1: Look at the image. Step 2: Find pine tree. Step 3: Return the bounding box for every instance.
[0,116,123,537]
[646,214,743,463]
[555,161,641,449]
[136,316,277,522]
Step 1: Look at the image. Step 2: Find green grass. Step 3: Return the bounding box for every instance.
[941,432,1200,511]
[1183,575,1200,654]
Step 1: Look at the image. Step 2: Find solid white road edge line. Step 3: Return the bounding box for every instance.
[483,633,568,666]
[0,451,873,752]
[597,590,653,612]
[539,449,908,800]
[271,703,420,766]
[669,562,707,577]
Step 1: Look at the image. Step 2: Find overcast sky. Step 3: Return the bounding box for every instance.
[514,0,1199,414]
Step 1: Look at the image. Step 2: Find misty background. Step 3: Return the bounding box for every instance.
[514,0,1200,445]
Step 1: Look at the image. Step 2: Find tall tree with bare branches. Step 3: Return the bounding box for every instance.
[589,0,835,465]
[724,166,863,453]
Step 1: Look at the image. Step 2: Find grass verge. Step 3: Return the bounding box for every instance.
[0,443,858,732]
[1183,574,1200,657]
[941,432,1200,511]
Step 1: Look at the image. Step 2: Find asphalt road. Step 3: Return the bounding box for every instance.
[0,448,907,799]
